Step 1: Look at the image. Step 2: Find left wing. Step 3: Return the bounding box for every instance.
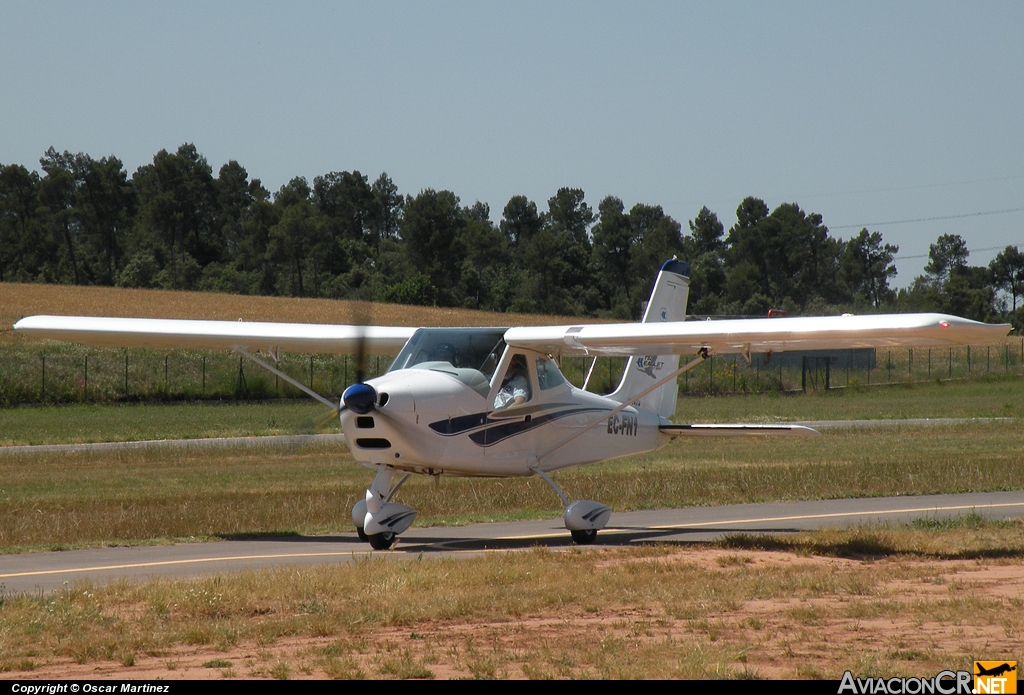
[504,313,1010,357]
[12,316,416,354]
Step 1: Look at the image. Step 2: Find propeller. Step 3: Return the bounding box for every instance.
[341,301,377,414]
[312,300,376,430]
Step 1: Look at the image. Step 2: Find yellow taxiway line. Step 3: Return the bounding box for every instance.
[492,500,1024,540]
[4,500,1022,580]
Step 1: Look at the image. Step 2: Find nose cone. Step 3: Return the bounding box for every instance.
[343,382,377,414]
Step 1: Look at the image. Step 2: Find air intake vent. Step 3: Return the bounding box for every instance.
[355,438,392,450]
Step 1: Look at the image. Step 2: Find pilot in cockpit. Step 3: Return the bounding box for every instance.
[493,354,530,409]
[432,342,457,366]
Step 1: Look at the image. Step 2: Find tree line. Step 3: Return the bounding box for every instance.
[1,143,1021,329]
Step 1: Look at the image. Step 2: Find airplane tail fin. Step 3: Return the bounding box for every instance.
[608,259,690,417]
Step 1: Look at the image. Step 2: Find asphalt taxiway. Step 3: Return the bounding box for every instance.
[2,490,1022,594]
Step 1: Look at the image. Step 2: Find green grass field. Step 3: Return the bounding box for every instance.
[1,377,1021,447]
[0,400,328,446]
[0,377,1021,551]
[1,421,1021,550]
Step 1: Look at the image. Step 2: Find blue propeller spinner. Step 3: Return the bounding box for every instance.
[342,382,377,414]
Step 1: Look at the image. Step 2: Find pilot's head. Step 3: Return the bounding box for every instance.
[433,343,457,365]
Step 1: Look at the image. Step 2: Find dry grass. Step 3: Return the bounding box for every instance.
[1,526,1022,679]
[0,282,588,345]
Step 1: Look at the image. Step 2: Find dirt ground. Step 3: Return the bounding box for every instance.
[10,548,1023,680]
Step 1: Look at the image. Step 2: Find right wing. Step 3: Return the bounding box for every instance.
[505,313,1011,357]
[12,316,417,355]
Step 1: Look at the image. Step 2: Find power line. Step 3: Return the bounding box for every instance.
[895,244,1018,261]
[833,206,1024,230]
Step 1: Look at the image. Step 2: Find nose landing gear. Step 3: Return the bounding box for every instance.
[352,466,416,550]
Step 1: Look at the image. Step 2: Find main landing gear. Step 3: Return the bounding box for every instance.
[351,466,416,550]
[531,468,611,545]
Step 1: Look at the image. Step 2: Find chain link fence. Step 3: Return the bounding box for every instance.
[1,340,1021,406]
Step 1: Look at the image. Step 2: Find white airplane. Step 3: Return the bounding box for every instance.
[13,260,1011,549]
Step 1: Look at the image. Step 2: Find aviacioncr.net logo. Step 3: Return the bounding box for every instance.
[838,670,973,694]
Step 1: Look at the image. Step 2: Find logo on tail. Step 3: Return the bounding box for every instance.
[636,356,664,379]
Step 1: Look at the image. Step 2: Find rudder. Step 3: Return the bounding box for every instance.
[609,259,690,417]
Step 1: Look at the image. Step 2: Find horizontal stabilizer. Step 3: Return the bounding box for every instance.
[661,423,821,437]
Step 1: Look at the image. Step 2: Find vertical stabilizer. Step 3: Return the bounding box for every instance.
[608,259,690,416]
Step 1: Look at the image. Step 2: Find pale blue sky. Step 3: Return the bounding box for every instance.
[2,1,1022,285]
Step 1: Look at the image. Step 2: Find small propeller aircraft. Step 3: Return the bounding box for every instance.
[13,260,1011,549]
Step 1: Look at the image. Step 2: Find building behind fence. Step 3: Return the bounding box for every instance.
[1,340,1022,406]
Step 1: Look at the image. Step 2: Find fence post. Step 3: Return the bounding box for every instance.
[40,355,45,401]
[709,354,714,394]
[987,346,990,372]
[124,351,129,397]
[309,355,314,390]
[164,355,169,394]
[801,356,807,392]
[887,350,891,383]
[968,345,971,374]
[202,356,206,395]
[928,349,931,378]
[84,355,88,401]
[948,348,952,378]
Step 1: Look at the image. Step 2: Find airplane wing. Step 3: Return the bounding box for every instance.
[504,313,1011,357]
[13,312,1011,359]
[11,316,417,355]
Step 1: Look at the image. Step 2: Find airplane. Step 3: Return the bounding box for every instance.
[13,259,1011,549]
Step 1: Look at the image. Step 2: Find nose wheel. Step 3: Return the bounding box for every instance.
[570,529,598,545]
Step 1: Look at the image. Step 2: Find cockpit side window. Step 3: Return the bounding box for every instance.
[493,353,533,410]
[535,357,566,390]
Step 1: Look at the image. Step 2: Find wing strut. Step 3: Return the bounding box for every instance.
[234,346,339,411]
[535,348,710,465]
[581,355,598,392]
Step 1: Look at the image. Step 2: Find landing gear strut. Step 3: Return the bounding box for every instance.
[530,467,611,545]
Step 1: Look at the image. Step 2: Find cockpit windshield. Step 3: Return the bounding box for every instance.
[387,328,508,397]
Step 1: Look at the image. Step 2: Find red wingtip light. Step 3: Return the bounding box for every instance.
[940,321,949,328]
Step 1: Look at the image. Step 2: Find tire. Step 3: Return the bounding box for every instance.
[356,527,368,542]
[570,529,597,545]
[368,532,396,550]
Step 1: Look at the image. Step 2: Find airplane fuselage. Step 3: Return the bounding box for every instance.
[340,362,666,477]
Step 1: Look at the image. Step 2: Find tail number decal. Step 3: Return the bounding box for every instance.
[607,413,638,436]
